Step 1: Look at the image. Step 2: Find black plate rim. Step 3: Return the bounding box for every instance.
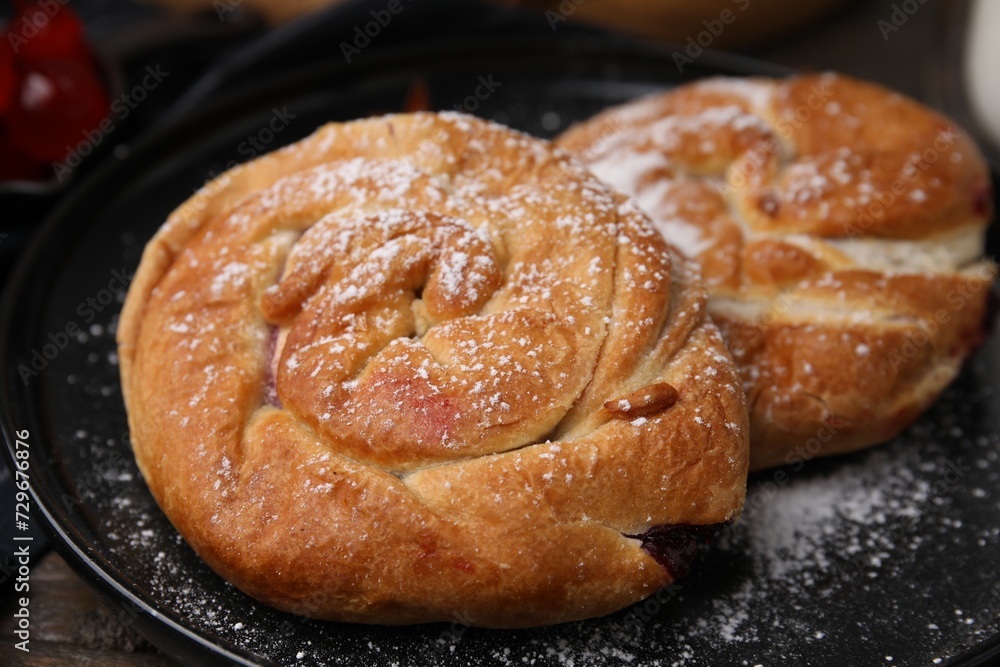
[0,32,795,667]
[2,31,995,667]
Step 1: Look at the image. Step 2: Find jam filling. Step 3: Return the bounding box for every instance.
[264,325,282,408]
[627,522,729,579]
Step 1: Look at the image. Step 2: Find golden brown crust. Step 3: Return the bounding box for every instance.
[117,112,748,627]
[557,73,994,470]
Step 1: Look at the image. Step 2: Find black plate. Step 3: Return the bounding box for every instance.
[3,34,1000,667]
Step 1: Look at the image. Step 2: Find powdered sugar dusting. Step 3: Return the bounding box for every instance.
[562,73,993,476]
[42,89,998,667]
[66,326,999,667]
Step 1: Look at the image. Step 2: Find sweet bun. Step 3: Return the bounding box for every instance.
[117,112,749,626]
[558,73,994,470]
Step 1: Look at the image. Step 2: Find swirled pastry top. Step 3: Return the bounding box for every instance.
[117,112,749,627]
[558,73,994,470]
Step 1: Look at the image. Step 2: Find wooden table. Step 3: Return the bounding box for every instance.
[0,552,176,666]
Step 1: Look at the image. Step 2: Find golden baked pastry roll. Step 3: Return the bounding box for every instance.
[117,112,749,627]
[558,73,995,471]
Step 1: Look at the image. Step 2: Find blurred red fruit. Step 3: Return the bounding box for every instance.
[7,58,109,163]
[0,2,109,182]
[0,40,15,115]
[7,1,91,65]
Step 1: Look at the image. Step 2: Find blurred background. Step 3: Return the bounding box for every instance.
[0,0,996,664]
[4,0,993,278]
[0,0,996,210]
[0,0,996,201]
